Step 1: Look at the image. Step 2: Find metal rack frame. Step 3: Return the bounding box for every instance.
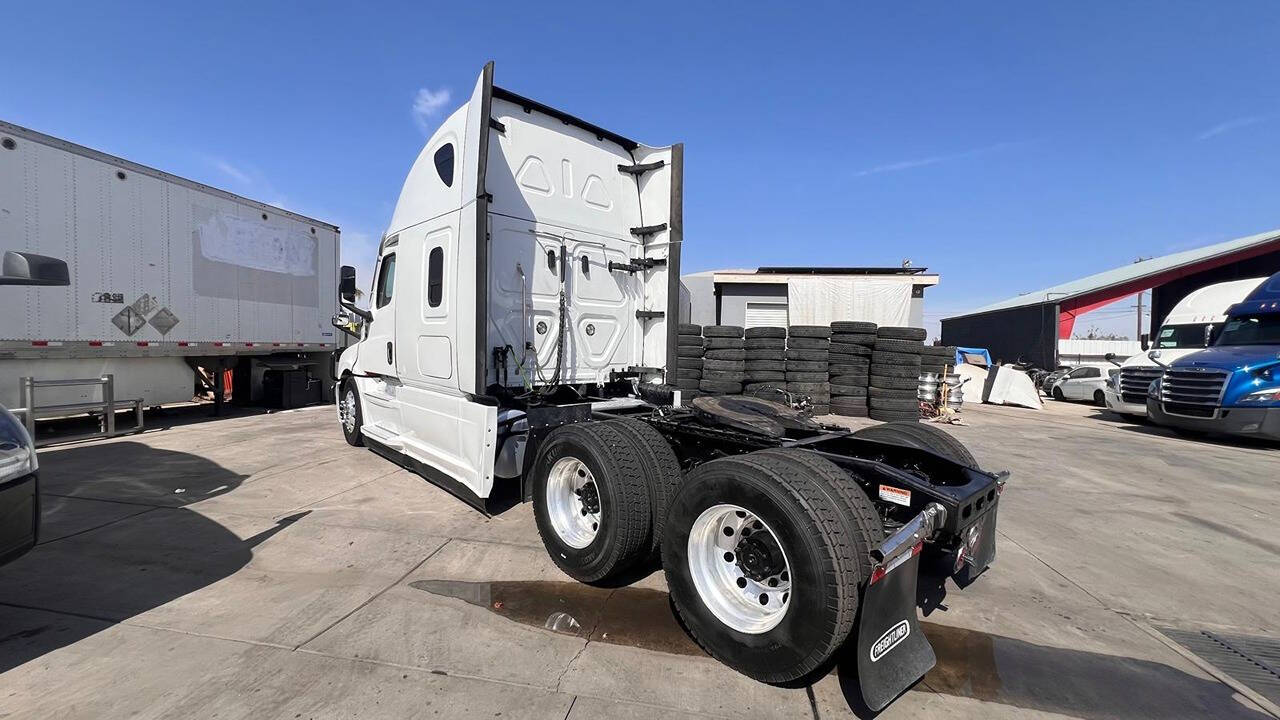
[13,375,144,446]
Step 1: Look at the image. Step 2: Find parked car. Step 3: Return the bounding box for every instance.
[0,403,38,567]
[1050,365,1108,404]
[1038,367,1073,395]
[0,249,70,565]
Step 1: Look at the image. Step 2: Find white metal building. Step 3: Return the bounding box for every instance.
[680,267,939,329]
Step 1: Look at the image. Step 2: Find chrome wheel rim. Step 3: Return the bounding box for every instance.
[545,456,601,549]
[687,504,792,634]
[339,389,357,433]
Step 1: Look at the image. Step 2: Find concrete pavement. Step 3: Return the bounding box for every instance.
[0,401,1276,719]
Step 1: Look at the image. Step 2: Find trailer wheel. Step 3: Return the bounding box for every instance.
[852,420,977,466]
[601,418,683,557]
[663,451,870,683]
[532,422,653,583]
[338,379,364,447]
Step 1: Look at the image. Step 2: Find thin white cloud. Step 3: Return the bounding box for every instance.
[1197,115,1264,140]
[213,159,252,185]
[412,87,452,133]
[854,141,1027,177]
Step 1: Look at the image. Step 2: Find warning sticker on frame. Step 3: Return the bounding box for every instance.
[878,485,911,507]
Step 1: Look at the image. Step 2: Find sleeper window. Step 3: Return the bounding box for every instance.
[434,143,455,187]
[376,253,396,308]
[427,247,444,307]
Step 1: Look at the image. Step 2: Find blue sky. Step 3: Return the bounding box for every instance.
[4,1,1279,338]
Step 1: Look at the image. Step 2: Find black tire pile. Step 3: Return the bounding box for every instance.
[920,345,958,377]
[742,326,787,400]
[869,326,926,422]
[828,321,876,417]
[786,325,832,415]
[673,323,705,397]
[700,325,745,395]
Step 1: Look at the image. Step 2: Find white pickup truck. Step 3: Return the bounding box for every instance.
[1103,277,1266,416]
[331,63,1006,711]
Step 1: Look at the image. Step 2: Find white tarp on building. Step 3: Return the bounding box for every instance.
[786,277,912,326]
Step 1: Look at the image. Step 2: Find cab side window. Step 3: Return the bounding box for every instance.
[427,247,444,307]
[376,253,397,308]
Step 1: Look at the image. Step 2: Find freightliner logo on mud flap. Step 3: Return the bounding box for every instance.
[870,620,910,662]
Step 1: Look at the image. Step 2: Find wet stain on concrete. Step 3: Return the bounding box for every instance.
[409,579,704,656]
[414,579,1269,718]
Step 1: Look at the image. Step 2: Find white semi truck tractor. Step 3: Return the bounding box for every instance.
[333,63,1006,711]
[1103,277,1266,417]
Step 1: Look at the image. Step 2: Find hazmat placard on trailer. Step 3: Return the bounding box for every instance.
[878,485,911,507]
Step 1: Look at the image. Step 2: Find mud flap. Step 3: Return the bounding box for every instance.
[855,548,935,711]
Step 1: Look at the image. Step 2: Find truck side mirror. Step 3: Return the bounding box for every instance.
[1139,332,1149,351]
[339,265,357,302]
[0,251,70,286]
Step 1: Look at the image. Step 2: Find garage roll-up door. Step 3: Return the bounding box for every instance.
[745,302,788,328]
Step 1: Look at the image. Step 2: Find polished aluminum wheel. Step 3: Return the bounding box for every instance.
[545,456,602,549]
[339,388,357,433]
[687,504,792,634]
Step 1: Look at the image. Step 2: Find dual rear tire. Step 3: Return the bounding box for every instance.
[662,449,882,683]
[531,419,682,583]
[531,423,888,685]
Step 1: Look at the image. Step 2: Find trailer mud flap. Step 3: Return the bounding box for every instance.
[855,548,934,711]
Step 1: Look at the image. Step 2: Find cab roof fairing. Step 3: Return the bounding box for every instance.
[385,66,662,240]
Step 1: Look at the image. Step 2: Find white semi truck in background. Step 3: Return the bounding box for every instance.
[0,120,342,437]
[1103,276,1266,416]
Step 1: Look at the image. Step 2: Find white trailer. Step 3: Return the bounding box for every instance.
[0,120,341,417]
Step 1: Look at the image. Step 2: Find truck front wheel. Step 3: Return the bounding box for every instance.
[532,422,653,583]
[338,379,364,447]
[663,451,870,683]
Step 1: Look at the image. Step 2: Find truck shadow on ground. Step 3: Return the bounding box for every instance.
[410,577,1267,719]
[0,442,304,673]
[1087,409,1280,451]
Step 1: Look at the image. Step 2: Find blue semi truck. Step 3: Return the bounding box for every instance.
[1147,271,1280,441]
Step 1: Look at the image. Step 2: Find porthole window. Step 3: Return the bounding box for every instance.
[433,143,454,187]
[2,137,16,150]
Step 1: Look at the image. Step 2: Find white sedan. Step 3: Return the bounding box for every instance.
[1049,366,1110,405]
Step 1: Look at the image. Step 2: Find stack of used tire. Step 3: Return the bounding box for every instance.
[786,325,832,415]
[674,323,706,397]
[869,326,926,422]
[828,321,876,417]
[742,326,787,398]
[700,325,746,395]
[920,345,957,377]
